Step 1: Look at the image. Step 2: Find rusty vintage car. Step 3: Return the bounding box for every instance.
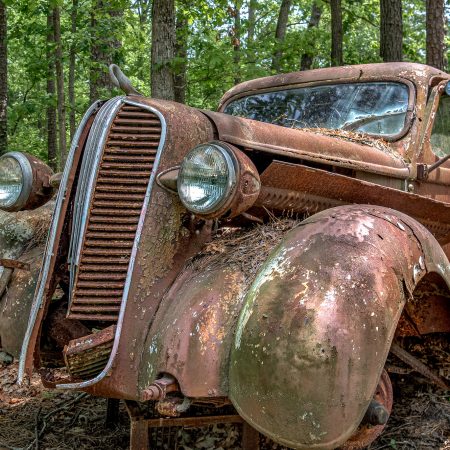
[0,62,449,449]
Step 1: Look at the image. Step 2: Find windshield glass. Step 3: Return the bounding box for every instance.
[223,82,410,138]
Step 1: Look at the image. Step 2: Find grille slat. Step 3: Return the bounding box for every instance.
[81,264,132,272]
[78,273,127,281]
[102,155,156,162]
[111,125,161,133]
[73,298,123,304]
[68,103,161,322]
[95,185,147,193]
[97,177,149,185]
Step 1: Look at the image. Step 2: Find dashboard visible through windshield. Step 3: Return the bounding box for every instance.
[223,82,410,138]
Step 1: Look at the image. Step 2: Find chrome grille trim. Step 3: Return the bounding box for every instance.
[18,100,103,383]
[56,98,167,389]
[68,97,124,300]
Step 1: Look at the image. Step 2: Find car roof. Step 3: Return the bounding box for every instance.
[218,62,450,109]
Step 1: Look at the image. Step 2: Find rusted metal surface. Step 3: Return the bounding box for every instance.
[397,272,450,335]
[55,97,215,398]
[20,153,55,211]
[0,201,53,358]
[141,374,179,401]
[0,258,30,270]
[69,103,163,322]
[124,399,256,450]
[139,266,247,398]
[256,161,450,243]
[202,109,411,179]
[342,370,393,450]
[13,63,450,449]
[64,325,116,380]
[218,143,260,219]
[46,302,90,348]
[229,205,450,449]
[217,62,450,167]
[0,247,45,357]
[218,62,449,113]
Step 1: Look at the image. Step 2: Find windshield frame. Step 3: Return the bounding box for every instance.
[219,77,416,142]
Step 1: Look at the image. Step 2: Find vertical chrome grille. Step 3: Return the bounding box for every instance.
[68,101,163,322]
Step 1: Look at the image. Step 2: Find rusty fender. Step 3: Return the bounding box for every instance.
[229,204,450,450]
[0,202,53,357]
[139,265,247,397]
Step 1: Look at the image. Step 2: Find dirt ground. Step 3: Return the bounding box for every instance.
[0,350,449,450]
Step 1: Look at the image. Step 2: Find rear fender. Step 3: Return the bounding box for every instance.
[229,204,450,450]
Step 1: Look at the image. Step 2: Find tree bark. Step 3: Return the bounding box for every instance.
[0,1,7,156]
[272,0,292,72]
[89,1,123,103]
[53,6,67,169]
[174,6,188,104]
[232,2,241,85]
[330,0,343,66]
[247,0,257,46]
[151,0,176,100]
[69,0,78,141]
[426,0,446,71]
[380,0,403,62]
[47,8,57,171]
[300,1,323,71]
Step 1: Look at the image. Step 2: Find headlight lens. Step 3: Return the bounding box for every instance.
[0,153,33,211]
[177,143,236,215]
[0,156,24,209]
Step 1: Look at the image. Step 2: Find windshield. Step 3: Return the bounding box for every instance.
[223,82,410,138]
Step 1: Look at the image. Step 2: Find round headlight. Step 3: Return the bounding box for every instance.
[0,153,33,211]
[178,143,237,215]
[0,152,53,212]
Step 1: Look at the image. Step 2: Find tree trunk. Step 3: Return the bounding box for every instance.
[380,0,403,62]
[330,0,343,66]
[151,0,176,100]
[232,2,241,85]
[426,0,446,71]
[137,0,151,25]
[174,6,188,104]
[47,9,57,171]
[69,0,78,141]
[300,1,323,70]
[247,0,257,46]
[0,1,7,156]
[53,6,67,169]
[89,1,123,103]
[272,0,292,72]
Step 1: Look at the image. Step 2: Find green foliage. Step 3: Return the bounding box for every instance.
[4,0,449,162]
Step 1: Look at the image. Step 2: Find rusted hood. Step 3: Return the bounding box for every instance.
[201,110,409,177]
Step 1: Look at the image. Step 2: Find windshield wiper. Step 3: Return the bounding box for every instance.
[342,111,406,131]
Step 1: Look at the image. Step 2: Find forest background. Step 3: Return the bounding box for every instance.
[0,0,448,171]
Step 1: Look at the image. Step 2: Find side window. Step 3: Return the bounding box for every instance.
[430,83,450,157]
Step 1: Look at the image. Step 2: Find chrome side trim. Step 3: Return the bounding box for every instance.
[56,98,167,389]
[18,100,103,383]
[68,97,124,302]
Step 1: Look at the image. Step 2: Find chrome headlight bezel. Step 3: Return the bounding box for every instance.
[0,152,34,212]
[0,151,54,212]
[177,142,238,216]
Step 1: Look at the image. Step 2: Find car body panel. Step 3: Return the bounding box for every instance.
[229,204,450,449]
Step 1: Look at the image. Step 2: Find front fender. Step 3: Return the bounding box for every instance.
[0,203,53,357]
[229,205,450,450]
